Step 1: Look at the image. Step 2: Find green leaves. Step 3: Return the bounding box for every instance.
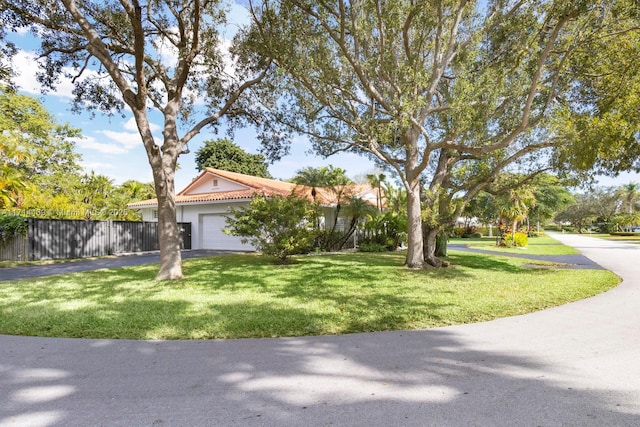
[225,194,320,263]
[0,213,26,244]
[194,138,272,178]
[291,165,353,187]
[0,87,81,207]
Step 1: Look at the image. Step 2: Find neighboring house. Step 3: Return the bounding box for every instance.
[128,168,379,251]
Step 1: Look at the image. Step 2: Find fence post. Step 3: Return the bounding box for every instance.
[27,217,35,261]
[107,219,112,255]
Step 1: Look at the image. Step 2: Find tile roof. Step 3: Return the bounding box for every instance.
[127,168,379,208]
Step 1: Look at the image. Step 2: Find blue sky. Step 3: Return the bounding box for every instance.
[6,2,638,192]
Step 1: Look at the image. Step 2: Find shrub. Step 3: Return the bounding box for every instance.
[225,194,320,263]
[359,242,389,252]
[315,230,344,252]
[0,214,27,245]
[513,231,528,247]
[528,231,545,238]
[361,211,407,250]
[454,226,482,238]
[503,231,528,248]
[452,227,466,238]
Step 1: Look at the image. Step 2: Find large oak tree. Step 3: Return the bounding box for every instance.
[249,0,639,268]
[1,0,278,279]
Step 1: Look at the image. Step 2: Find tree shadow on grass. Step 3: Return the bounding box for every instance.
[445,252,525,274]
[1,249,606,341]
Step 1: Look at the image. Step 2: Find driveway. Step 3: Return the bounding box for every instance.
[1,233,639,426]
[448,242,604,269]
[0,250,233,282]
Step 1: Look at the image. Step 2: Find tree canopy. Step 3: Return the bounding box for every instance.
[250,0,640,268]
[553,2,640,178]
[195,138,271,178]
[0,86,80,207]
[1,0,281,279]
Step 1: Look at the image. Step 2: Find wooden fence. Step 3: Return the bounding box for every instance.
[0,218,191,261]
[0,233,28,261]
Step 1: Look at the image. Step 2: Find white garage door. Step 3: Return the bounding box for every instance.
[200,214,253,251]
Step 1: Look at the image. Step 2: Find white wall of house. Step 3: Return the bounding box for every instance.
[137,201,254,251]
[185,175,248,194]
[136,200,360,252]
[183,201,253,251]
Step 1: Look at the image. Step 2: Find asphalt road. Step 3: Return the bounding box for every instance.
[0,233,639,426]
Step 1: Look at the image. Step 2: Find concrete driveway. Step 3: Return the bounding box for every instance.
[0,233,639,426]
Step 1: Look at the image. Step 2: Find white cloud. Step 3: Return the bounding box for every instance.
[80,160,115,171]
[123,117,161,133]
[13,50,43,95]
[152,28,180,71]
[74,135,129,154]
[80,159,153,185]
[97,130,143,151]
[74,126,163,156]
[13,49,105,101]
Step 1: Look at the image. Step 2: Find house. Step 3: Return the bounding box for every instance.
[128,168,380,251]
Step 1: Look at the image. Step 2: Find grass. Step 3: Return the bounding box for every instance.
[454,235,581,255]
[0,248,619,340]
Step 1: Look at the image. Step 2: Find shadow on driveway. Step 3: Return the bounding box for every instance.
[448,244,604,269]
[0,250,239,282]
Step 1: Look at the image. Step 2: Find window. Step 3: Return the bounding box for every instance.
[152,209,158,219]
[212,178,219,188]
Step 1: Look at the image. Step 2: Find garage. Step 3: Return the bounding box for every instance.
[199,214,253,251]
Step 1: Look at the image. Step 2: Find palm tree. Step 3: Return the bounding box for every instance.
[121,180,155,201]
[495,187,537,242]
[1,137,32,207]
[366,172,386,212]
[0,166,28,208]
[382,183,406,214]
[79,172,115,217]
[337,197,376,249]
[620,182,639,214]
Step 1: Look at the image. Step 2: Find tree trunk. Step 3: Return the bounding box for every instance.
[435,232,448,257]
[405,181,425,268]
[423,227,447,267]
[153,161,183,280]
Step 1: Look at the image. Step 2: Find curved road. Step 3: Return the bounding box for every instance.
[1,233,639,426]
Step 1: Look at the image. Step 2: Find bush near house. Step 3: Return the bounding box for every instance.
[225,194,320,263]
[359,211,407,251]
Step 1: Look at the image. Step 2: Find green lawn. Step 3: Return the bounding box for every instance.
[0,249,618,340]
[454,235,581,255]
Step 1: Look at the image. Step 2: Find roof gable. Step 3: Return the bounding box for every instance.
[179,170,250,196]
